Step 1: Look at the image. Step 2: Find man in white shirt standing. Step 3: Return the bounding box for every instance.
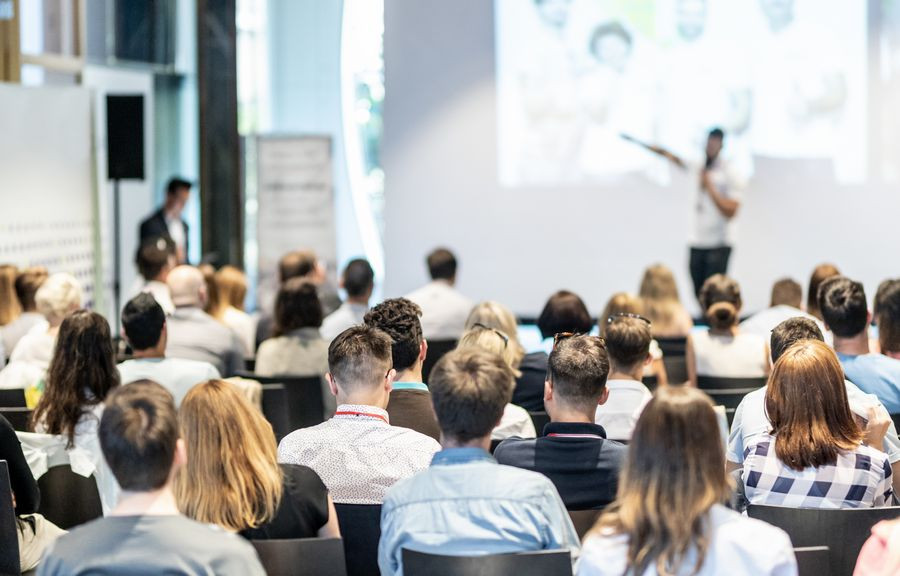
[320,258,374,342]
[405,248,473,341]
[740,277,823,337]
[277,325,440,504]
[595,314,653,441]
[139,178,192,265]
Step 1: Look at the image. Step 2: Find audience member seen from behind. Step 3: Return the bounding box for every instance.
[687,274,768,385]
[378,348,580,576]
[727,317,900,494]
[0,267,48,359]
[213,266,256,358]
[599,292,668,386]
[405,247,473,340]
[164,265,244,377]
[875,279,900,361]
[175,379,340,540]
[596,315,655,441]
[494,334,626,510]
[0,264,21,327]
[742,340,893,509]
[256,278,334,417]
[517,290,594,411]
[806,263,841,322]
[132,238,176,315]
[819,276,900,413]
[639,264,694,338]
[456,325,536,440]
[577,386,797,576]
[363,298,441,441]
[0,273,82,390]
[1,413,65,572]
[277,325,440,504]
[321,258,375,341]
[118,294,220,406]
[31,310,121,511]
[37,381,265,576]
[740,277,823,337]
[465,300,531,403]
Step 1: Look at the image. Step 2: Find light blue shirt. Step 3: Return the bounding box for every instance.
[378,447,580,576]
[838,353,900,414]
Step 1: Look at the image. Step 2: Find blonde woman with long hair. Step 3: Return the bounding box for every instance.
[578,387,797,576]
[175,380,340,539]
[214,265,256,357]
[639,264,694,338]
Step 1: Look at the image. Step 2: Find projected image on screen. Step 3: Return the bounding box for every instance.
[496,0,868,186]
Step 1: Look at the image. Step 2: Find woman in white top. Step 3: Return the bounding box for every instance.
[578,386,797,576]
[456,323,536,440]
[687,274,768,385]
[213,265,257,358]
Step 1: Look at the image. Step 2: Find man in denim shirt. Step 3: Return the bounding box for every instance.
[378,348,579,575]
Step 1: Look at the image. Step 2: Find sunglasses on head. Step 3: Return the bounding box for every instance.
[606,312,652,326]
[472,322,509,348]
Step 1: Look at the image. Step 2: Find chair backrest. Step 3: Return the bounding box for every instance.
[568,508,602,541]
[656,337,689,384]
[747,505,900,576]
[891,413,900,436]
[401,548,572,576]
[421,340,457,382]
[334,504,382,576]
[0,408,32,432]
[260,383,291,441]
[0,389,26,409]
[529,411,551,436]
[655,336,687,357]
[641,373,659,392]
[0,460,21,576]
[489,439,502,454]
[793,546,830,576]
[250,538,347,576]
[237,372,326,435]
[37,464,103,530]
[697,375,768,391]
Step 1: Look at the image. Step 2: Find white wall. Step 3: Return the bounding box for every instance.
[382,0,900,317]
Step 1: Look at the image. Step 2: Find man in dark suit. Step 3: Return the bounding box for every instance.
[140,177,192,264]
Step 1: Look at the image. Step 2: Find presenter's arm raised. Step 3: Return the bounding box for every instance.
[620,133,687,169]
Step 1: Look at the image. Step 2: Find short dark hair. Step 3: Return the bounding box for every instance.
[770,317,824,363]
[274,278,323,336]
[99,381,178,491]
[427,248,457,281]
[166,177,192,196]
[343,258,374,298]
[363,298,423,372]
[875,279,900,354]
[548,335,609,409]
[770,278,802,308]
[537,290,593,339]
[708,127,725,140]
[429,348,514,443]
[328,325,392,391]
[14,267,48,311]
[278,250,317,283]
[604,316,651,369]
[122,293,166,350]
[136,237,174,281]
[818,276,868,338]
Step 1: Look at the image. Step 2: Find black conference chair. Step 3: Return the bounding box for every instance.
[260,383,291,441]
[0,461,21,576]
[402,549,572,576]
[568,508,602,541]
[793,547,830,576]
[334,504,382,576]
[641,373,659,392]
[421,340,457,382]
[656,336,689,385]
[37,465,103,530]
[747,505,900,576]
[891,413,900,436]
[0,389,26,409]
[0,408,32,432]
[697,376,766,426]
[237,372,326,435]
[251,538,347,576]
[528,411,551,436]
[489,439,503,454]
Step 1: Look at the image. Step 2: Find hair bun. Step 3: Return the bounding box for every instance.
[707,301,737,329]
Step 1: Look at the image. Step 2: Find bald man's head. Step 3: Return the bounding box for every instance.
[166,265,206,308]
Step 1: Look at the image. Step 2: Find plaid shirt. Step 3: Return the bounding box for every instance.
[743,434,893,509]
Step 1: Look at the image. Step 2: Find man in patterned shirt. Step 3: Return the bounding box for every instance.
[277,325,440,504]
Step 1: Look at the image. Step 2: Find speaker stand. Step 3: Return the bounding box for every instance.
[112,178,122,338]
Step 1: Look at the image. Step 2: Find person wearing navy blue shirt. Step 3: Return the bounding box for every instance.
[494,333,626,510]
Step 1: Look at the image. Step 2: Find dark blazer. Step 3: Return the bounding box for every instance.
[139,208,189,263]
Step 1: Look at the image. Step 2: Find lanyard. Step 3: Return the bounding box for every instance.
[546,433,604,439]
[334,410,388,424]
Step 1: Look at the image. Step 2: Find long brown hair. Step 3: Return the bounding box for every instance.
[175,380,283,532]
[593,387,730,576]
[766,339,861,470]
[33,310,120,447]
[807,263,840,321]
[0,264,21,325]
